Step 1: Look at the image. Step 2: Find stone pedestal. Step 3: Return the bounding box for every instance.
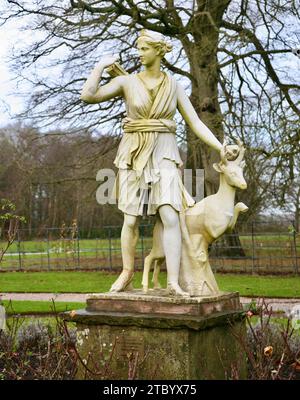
[64,290,247,380]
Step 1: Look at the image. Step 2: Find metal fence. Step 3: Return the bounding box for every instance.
[0,221,299,274]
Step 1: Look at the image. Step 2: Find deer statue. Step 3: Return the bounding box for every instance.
[142,138,249,296]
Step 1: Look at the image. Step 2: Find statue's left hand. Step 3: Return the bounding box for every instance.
[224,144,240,161]
[96,55,119,69]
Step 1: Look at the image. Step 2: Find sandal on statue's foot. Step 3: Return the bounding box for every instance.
[109,270,134,293]
[167,283,190,298]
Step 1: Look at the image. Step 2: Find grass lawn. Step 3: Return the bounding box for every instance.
[0,271,300,298]
[218,274,300,298]
[2,300,85,315]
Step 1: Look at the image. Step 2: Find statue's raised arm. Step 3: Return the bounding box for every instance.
[80,55,124,103]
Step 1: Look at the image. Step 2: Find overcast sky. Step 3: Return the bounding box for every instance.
[0,11,25,127]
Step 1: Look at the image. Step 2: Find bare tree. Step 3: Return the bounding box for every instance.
[271,149,300,232]
[1,0,299,216]
[0,124,124,235]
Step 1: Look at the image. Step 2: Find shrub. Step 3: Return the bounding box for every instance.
[0,313,77,380]
[234,299,300,380]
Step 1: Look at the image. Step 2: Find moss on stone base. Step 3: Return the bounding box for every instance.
[68,310,246,380]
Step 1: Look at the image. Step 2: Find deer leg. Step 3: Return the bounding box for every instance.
[142,253,154,293]
[152,259,159,289]
[142,216,164,293]
[227,202,249,232]
[152,258,164,289]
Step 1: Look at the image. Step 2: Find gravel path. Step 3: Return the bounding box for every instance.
[0,293,299,314]
[0,293,87,302]
[240,297,300,314]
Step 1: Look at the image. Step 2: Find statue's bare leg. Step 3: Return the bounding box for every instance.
[110,213,139,292]
[158,205,189,297]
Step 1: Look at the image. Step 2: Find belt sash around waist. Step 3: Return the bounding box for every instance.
[122,117,176,133]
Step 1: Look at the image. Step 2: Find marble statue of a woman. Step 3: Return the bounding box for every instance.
[81,30,234,297]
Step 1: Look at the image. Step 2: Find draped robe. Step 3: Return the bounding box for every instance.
[112,72,195,216]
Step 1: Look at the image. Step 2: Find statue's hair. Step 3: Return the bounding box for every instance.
[137,29,173,57]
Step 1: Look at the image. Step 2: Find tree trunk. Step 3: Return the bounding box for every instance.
[214,228,247,258]
[295,186,300,233]
[182,3,228,196]
[180,2,246,257]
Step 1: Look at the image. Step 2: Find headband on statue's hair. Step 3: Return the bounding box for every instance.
[139,29,164,42]
[138,29,173,53]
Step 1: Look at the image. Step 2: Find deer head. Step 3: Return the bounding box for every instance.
[213,138,247,190]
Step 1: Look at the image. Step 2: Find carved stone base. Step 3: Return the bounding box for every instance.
[64,290,247,380]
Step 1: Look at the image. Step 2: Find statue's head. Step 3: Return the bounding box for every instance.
[136,29,172,66]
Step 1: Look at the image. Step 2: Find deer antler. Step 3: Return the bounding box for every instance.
[234,139,245,164]
[220,136,229,165]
